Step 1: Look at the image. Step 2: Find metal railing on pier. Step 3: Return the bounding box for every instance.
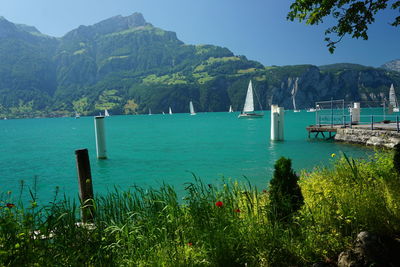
[317,114,400,133]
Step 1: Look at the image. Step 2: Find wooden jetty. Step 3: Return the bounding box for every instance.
[306,125,342,139]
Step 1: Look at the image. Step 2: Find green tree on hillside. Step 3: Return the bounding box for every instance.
[124,99,139,114]
[72,97,89,115]
[288,0,400,52]
[95,90,123,112]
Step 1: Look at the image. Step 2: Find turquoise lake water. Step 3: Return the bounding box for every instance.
[0,111,374,203]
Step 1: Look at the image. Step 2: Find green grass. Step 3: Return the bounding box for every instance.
[1,151,400,266]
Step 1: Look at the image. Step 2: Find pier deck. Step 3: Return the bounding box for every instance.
[307,122,400,139]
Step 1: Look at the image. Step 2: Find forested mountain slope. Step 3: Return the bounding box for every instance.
[0,13,399,118]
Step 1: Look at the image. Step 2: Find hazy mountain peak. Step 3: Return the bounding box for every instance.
[0,16,19,38]
[381,59,400,72]
[63,12,151,40]
[16,24,41,34]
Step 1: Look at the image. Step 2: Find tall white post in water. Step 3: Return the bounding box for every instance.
[350,102,360,124]
[94,116,107,159]
[271,105,284,141]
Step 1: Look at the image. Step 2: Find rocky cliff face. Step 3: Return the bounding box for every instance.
[267,64,400,110]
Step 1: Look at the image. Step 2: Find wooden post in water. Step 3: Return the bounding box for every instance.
[75,149,95,223]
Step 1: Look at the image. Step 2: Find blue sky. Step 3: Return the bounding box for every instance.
[1,0,399,67]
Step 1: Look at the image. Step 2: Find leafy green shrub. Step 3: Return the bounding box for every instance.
[268,157,304,222]
[296,152,400,262]
[393,143,400,175]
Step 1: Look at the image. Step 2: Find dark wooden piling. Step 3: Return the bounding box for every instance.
[75,149,94,223]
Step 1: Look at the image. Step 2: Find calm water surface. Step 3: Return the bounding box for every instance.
[0,111,373,203]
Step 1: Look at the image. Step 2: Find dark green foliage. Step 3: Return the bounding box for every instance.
[287,0,400,53]
[393,143,400,175]
[268,157,304,221]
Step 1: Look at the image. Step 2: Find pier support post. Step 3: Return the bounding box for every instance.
[371,115,374,130]
[350,115,353,128]
[94,116,107,159]
[350,102,360,124]
[271,105,284,141]
[75,149,94,223]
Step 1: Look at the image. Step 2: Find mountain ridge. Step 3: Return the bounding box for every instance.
[0,13,399,118]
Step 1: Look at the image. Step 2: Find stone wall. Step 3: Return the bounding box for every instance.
[335,128,400,148]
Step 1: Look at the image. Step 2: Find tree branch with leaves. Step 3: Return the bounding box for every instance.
[287,0,400,53]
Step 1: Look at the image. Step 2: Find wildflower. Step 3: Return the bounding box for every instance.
[331,153,336,158]
[187,242,193,246]
[5,203,15,208]
[215,201,223,207]
[234,208,241,213]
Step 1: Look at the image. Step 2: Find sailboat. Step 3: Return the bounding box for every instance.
[389,84,399,112]
[238,80,263,118]
[75,112,80,119]
[189,101,196,115]
[169,107,173,115]
[149,108,152,115]
[104,109,110,117]
[229,105,233,113]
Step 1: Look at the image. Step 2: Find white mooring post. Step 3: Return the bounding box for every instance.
[271,105,284,141]
[94,116,107,159]
[350,102,360,124]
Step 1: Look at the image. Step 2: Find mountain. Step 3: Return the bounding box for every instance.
[0,13,399,118]
[381,59,400,73]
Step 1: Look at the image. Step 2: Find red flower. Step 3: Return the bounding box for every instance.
[5,203,15,208]
[215,201,223,207]
[187,242,193,246]
[234,208,241,213]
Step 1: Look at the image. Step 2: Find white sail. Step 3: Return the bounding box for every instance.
[104,109,110,117]
[243,80,254,113]
[389,84,398,108]
[189,101,196,115]
[149,108,152,115]
[169,107,172,115]
[229,105,233,112]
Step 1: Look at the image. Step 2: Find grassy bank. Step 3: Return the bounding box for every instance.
[1,151,400,266]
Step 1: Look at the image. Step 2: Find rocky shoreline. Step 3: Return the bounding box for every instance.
[335,127,400,148]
